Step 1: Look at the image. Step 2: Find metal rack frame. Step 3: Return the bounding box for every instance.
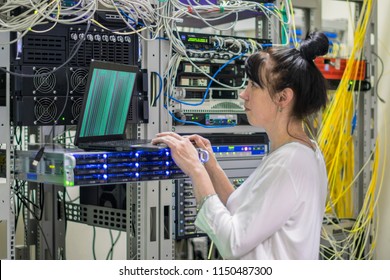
[0,31,15,260]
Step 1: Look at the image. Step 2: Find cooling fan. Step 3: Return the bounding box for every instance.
[70,96,83,124]
[33,67,57,94]
[70,67,88,95]
[33,97,58,124]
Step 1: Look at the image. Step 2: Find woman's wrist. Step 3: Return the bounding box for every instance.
[204,156,219,172]
[188,164,208,179]
[204,160,223,179]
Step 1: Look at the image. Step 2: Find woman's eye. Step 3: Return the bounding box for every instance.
[250,81,258,88]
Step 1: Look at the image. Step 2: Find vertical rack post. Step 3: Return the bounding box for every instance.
[0,31,15,260]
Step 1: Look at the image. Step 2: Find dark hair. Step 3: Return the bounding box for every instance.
[245,32,329,119]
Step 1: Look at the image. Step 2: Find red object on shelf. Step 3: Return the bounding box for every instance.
[314,57,366,81]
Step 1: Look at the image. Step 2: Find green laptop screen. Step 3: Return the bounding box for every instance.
[79,68,136,137]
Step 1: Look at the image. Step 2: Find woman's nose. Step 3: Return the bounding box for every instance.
[239,87,248,100]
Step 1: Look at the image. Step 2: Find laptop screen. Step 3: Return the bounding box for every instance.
[74,61,139,145]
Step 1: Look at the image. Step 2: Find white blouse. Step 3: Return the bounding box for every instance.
[195,142,327,260]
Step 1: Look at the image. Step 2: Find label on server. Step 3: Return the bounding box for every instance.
[206,114,237,125]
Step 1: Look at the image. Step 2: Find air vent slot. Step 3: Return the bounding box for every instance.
[23,50,65,64]
[25,36,65,50]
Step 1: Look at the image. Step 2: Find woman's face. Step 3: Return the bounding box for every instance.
[239,79,278,128]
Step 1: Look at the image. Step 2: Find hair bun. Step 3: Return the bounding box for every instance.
[299,32,329,61]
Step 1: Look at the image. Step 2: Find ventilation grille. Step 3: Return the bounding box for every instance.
[70,68,88,94]
[211,102,243,109]
[22,35,66,64]
[65,202,127,231]
[70,97,83,123]
[24,36,65,49]
[33,67,56,94]
[34,97,58,124]
[69,39,132,66]
[23,50,65,64]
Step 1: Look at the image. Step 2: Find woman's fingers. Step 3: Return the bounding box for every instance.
[185,135,207,147]
[186,135,213,154]
[151,135,179,148]
[155,132,183,140]
[184,135,217,169]
[151,133,206,177]
[192,137,207,150]
[152,134,196,157]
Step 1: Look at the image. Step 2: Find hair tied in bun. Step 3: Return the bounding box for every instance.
[299,32,329,61]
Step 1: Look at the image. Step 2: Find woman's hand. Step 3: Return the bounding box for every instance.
[152,132,206,178]
[184,134,217,170]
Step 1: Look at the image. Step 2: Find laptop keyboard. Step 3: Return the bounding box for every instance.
[79,139,166,151]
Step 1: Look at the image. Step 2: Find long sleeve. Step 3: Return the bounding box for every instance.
[195,163,298,259]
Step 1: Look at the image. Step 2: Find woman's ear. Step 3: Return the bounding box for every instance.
[276,88,294,108]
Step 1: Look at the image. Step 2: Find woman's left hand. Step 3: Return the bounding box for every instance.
[152,132,205,177]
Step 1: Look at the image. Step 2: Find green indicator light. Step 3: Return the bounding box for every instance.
[62,117,65,121]
[70,182,74,186]
[65,181,70,186]
[228,146,234,150]
[188,37,208,43]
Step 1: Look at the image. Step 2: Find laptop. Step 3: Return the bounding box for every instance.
[74,60,164,151]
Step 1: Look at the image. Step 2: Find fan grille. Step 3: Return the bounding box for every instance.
[71,97,83,122]
[34,97,57,124]
[70,68,88,94]
[33,68,56,93]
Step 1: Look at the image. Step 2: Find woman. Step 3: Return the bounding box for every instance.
[152,32,329,259]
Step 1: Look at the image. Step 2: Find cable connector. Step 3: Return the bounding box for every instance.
[32,147,45,167]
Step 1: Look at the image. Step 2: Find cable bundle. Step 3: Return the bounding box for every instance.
[0,0,160,44]
[318,0,374,218]
[318,0,383,259]
[161,0,296,127]
[320,134,385,259]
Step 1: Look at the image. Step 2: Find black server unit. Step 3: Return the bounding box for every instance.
[9,12,144,126]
